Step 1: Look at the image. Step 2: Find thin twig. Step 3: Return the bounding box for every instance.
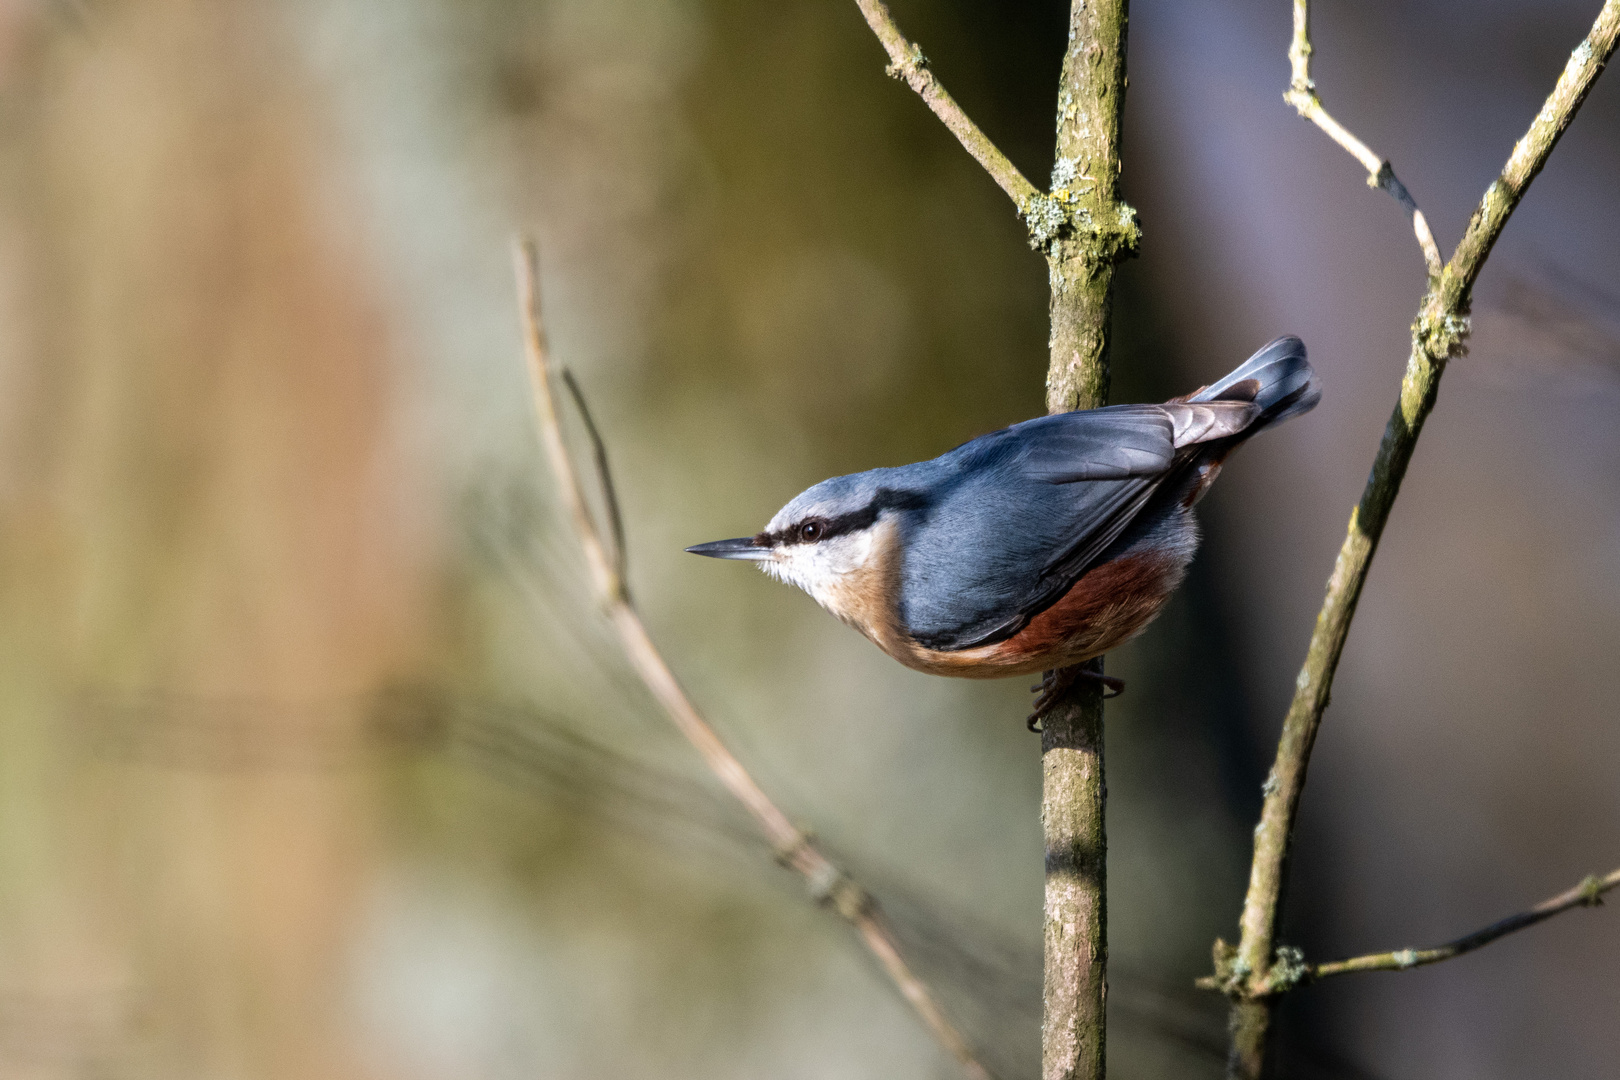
[557,368,628,591]
[511,239,995,1080]
[1222,5,1620,1077]
[1309,867,1620,981]
[851,0,1041,212]
[1284,0,1443,277]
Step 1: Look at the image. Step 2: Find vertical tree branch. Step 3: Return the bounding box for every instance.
[1044,0,1138,417]
[851,5,1136,1074]
[1041,6,1135,1080]
[1040,677,1109,1080]
[1220,6,1620,1076]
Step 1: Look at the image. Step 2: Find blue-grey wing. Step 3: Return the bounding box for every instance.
[899,407,1182,650]
[950,404,1176,481]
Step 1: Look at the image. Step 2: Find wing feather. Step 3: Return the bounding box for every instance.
[902,406,1195,650]
[894,340,1312,652]
[988,405,1175,482]
[1162,401,1261,446]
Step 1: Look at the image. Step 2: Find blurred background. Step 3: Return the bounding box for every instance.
[0,0,1615,1077]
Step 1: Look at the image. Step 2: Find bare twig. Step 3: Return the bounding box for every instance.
[511,239,995,1080]
[852,0,1041,213]
[1285,0,1443,277]
[1221,5,1620,1076]
[557,368,628,590]
[1202,867,1620,996]
[1309,868,1620,981]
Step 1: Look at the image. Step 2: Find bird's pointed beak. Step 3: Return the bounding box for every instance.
[685,537,772,561]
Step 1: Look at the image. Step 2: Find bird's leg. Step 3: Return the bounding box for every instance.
[1027,665,1125,731]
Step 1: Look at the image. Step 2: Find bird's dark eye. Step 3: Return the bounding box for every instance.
[798,519,826,543]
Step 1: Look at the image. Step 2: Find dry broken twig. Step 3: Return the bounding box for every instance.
[510,238,994,1080]
[1284,0,1443,277]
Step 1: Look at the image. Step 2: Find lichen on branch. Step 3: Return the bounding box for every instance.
[850,4,1137,1079]
[1222,4,1620,1076]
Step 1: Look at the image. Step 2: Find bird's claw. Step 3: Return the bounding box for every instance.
[1027,667,1125,731]
[1092,673,1126,699]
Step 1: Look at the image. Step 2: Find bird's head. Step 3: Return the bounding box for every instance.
[686,474,920,613]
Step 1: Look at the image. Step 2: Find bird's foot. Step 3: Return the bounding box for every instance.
[1027,667,1125,732]
[1027,668,1077,730]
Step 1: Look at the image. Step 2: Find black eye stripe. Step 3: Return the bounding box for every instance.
[754,488,929,548]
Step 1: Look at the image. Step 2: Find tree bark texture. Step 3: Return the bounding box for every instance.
[1041,4,1133,1080]
[1041,676,1108,1080]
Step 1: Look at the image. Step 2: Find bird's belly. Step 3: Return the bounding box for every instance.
[891,549,1187,679]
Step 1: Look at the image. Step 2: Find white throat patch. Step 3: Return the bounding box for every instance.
[761,525,884,618]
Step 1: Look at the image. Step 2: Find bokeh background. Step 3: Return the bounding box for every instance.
[0,0,1616,1077]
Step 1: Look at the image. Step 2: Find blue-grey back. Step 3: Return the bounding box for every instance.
[889,408,1171,649]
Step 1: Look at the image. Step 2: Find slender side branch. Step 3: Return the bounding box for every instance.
[1310,868,1620,980]
[1285,0,1442,277]
[1222,5,1620,1076]
[852,0,1041,211]
[558,368,628,590]
[512,240,994,1080]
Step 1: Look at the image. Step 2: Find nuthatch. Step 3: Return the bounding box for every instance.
[688,337,1319,717]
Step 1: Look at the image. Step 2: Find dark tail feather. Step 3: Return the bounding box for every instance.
[1192,335,1320,432]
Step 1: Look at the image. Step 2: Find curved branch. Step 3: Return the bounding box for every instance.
[852,0,1041,211]
[512,240,995,1080]
[1285,0,1443,277]
[1310,867,1620,980]
[1224,4,1620,1076]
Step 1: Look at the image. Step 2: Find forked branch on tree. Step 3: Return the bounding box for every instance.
[851,0,1039,212]
[511,240,995,1080]
[1218,3,1620,1077]
[850,5,1132,1080]
[1284,0,1443,276]
[1310,867,1620,980]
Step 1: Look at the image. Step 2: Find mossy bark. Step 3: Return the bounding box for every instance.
[1224,4,1620,1075]
[1043,0,1136,416]
[1040,4,1134,1080]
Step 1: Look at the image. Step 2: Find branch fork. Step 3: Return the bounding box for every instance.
[512,240,996,1080]
[853,4,1130,1079]
[1285,0,1443,277]
[855,0,1139,265]
[1221,3,1620,1074]
[1021,190,1141,260]
[1204,866,1620,1004]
